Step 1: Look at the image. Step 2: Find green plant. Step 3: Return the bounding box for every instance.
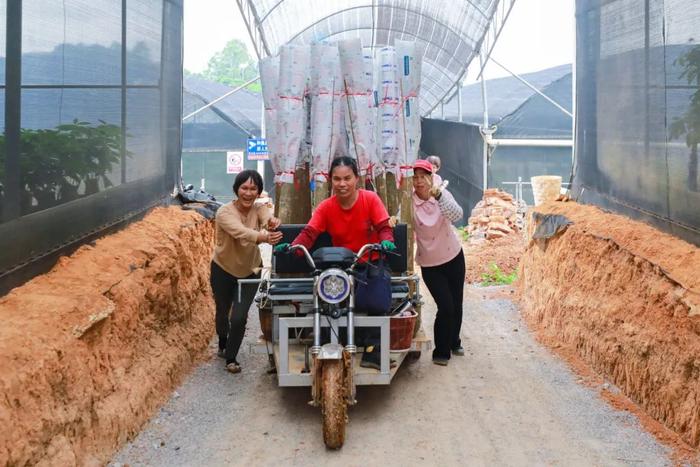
[670,45,700,191]
[457,226,470,242]
[480,262,517,286]
[0,120,127,213]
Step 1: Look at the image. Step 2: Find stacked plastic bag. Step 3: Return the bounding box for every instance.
[259,39,422,194]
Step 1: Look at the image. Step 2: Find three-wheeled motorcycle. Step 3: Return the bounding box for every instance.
[238,223,431,448]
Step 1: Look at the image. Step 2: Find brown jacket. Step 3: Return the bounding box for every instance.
[212,201,272,277]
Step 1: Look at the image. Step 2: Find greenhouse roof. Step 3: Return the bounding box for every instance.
[183,75,262,135]
[237,0,517,114]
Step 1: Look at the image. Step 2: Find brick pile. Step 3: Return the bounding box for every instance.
[466,188,521,241]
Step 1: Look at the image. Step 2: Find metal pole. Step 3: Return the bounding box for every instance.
[570,0,577,169]
[488,57,573,118]
[457,83,463,123]
[480,50,489,192]
[488,138,573,147]
[258,99,265,184]
[182,76,260,121]
[440,101,445,119]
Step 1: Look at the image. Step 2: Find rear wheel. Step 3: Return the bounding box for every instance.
[321,360,347,449]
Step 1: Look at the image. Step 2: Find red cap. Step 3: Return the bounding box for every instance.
[413,159,434,174]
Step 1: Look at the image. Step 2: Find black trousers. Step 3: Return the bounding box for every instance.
[421,250,465,360]
[209,261,259,362]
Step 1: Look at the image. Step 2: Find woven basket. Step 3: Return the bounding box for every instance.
[531,175,562,206]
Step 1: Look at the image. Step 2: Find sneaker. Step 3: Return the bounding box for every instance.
[225,361,241,374]
[432,357,449,366]
[452,346,465,356]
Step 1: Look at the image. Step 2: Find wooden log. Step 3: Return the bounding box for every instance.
[277,182,296,224]
[398,175,420,336]
[373,173,388,210]
[313,181,330,211]
[292,164,312,224]
[274,182,281,218]
[385,172,400,217]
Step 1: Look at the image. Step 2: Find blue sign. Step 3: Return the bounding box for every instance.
[247,138,268,157]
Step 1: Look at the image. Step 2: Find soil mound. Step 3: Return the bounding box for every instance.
[0,206,215,465]
[518,200,700,448]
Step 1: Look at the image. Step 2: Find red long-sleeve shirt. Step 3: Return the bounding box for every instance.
[292,189,393,253]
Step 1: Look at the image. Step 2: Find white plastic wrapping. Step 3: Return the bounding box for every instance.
[395,40,423,168]
[377,46,405,180]
[259,56,281,180]
[338,38,376,176]
[276,44,310,183]
[261,40,421,187]
[310,44,344,183]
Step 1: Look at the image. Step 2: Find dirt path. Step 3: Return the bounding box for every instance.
[111,286,670,466]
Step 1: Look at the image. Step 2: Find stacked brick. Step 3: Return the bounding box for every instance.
[466,189,521,241]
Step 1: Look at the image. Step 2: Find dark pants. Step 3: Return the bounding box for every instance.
[210,261,259,362]
[421,250,465,360]
[354,262,391,363]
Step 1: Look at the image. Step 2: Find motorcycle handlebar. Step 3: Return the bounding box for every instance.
[277,242,394,271]
[286,244,316,269]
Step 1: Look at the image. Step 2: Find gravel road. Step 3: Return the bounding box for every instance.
[111,285,670,466]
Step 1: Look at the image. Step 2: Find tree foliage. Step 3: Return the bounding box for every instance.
[670,45,700,191]
[201,39,259,91]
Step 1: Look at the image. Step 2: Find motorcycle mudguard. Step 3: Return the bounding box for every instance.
[317,343,344,360]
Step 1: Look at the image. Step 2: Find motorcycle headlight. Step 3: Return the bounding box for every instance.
[316,268,351,304]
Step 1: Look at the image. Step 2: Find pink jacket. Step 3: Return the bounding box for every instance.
[412,189,463,267]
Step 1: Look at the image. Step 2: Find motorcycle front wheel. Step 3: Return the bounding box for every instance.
[321,359,347,449]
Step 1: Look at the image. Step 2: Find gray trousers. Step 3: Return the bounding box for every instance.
[210,261,259,362]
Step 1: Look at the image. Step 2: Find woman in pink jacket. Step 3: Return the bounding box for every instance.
[412,159,465,366]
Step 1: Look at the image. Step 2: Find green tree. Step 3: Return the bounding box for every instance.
[202,39,259,91]
[670,45,700,192]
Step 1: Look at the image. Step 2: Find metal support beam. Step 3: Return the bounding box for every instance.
[3,0,22,221]
[487,57,573,118]
[488,138,573,147]
[182,76,260,121]
[236,0,271,59]
[457,83,463,122]
[476,0,518,79]
[479,50,494,192]
[258,99,265,184]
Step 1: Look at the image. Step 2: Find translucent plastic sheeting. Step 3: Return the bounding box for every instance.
[275,45,309,183]
[241,0,498,113]
[339,38,376,175]
[574,0,700,246]
[309,44,345,182]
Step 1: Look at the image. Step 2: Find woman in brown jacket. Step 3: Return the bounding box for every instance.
[211,170,282,374]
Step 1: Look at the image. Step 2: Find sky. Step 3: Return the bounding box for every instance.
[184,0,575,82]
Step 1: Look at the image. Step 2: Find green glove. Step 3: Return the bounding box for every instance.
[380,240,396,251]
[274,242,290,253]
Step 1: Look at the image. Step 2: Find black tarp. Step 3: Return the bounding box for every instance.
[420,118,484,221]
[573,0,700,246]
[0,0,184,293]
